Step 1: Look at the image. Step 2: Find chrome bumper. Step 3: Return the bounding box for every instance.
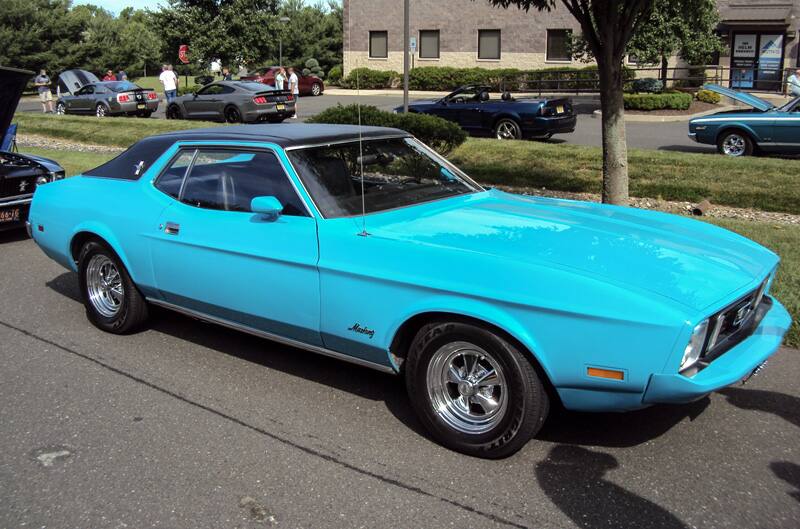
[1,196,34,207]
[688,132,698,142]
[25,220,32,238]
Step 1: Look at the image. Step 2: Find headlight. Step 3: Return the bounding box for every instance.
[36,176,49,186]
[680,320,709,372]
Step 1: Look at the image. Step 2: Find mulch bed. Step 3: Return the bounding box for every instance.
[626,100,721,116]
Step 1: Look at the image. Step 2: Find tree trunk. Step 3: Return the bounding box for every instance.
[598,56,629,205]
[660,55,668,84]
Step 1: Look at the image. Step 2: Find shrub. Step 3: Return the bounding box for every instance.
[631,77,663,93]
[309,104,467,154]
[695,89,721,104]
[176,84,203,96]
[302,57,325,79]
[623,91,693,111]
[327,64,343,84]
[341,67,399,89]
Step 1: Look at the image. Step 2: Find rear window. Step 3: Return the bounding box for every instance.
[235,81,276,92]
[83,137,176,180]
[105,81,140,92]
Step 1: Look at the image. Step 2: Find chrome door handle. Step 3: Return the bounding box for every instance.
[164,222,180,235]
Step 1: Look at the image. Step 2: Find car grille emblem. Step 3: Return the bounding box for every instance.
[733,302,752,327]
[19,181,28,192]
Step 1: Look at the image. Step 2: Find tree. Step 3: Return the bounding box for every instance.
[487,0,656,205]
[626,0,723,82]
[275,0,342,73]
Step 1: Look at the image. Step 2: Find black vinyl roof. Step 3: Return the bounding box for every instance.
[83,124,409,180]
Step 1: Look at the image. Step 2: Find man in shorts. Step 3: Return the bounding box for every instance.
[35,70,53,113]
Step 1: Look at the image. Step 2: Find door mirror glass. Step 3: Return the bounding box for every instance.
[250,196,283,219]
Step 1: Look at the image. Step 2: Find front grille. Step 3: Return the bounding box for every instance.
[1,175,38,200]
[699,278,771,365]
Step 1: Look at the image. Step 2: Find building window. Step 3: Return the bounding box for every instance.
[419,30,440,59]
[546,29,572,62]
[478,30,501,60]
[369,31,388,59]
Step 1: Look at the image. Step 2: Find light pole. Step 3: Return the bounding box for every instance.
[278,16,290,67]
[403,0,409,112]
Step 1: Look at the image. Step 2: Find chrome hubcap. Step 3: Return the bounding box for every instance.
[427,342,507,434]
[86,255,123,318]
[56,104,65,115]
[312,84,320,95]
[722,134,746,156]
[96,106,106,117]
[496,121,517,140]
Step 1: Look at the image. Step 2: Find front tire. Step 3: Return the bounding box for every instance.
[166,104,183,120]
[717,130,754,156]
[494,118,522,140]
[55,102,66,115]
[78,241,148,334]
[405,322,549,458]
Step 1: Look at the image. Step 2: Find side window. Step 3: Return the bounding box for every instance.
[181,149,307,216]
[78,85,94,95]
[199,85,224,95]
[155,149,196,199]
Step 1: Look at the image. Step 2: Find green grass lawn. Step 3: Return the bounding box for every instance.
[450,138,800,215]
[20,145,800,348]
[132,75,199,92]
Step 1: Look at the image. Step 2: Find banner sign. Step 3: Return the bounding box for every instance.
[178,45,189,64]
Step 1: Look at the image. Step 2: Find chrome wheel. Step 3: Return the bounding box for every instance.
[495,120,520,140]
[55,102,66,115]
[96,104,107,117]
[311,83,321,96]
[85,254,123,318]
[722,133,746,156]
[426,342,508,434]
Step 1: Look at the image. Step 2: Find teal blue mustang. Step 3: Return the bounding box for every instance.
[689,84,800,156]
[29,124,791,457]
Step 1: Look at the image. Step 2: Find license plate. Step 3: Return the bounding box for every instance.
[276,104,285,111]
[137,104,146,109]
[556,105,564,114]
[0,207,20,223]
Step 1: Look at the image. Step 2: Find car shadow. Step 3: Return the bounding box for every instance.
[0,228,29,244]
[536,444,689,529]
[537,397,710,448]
[719,387,800,430]
[44,270,714,448]
[657,145,717,154]
[770,461,800,502]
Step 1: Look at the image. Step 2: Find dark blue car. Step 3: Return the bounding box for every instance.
[396,85,577,140]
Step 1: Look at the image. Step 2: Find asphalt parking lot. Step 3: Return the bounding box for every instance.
[17,93,714,154]
[1,228,798,528]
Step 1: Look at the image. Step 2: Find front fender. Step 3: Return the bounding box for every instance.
[716,122,766,143]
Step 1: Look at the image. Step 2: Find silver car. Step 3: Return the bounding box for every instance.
[166,81,296,123]
[56,81,159,118]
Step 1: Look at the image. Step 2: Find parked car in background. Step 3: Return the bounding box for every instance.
[240,67,324,96]
[166,81,295,123]
[56,81,159,118]
[29,123,790,458]
[0,67,64,232]
[396,85,577,140]
[689,84,800,156]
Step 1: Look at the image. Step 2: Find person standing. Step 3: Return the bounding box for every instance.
[103,69,116,81]
[159,64,178,108]
[34,69,53,113]
[288,67,299,118]
[116,70,128,81]
[221,67,232,81]
[275,67,286,90]
[787,69,800,97]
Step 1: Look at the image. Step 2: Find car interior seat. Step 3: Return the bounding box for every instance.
[315,156,354,197]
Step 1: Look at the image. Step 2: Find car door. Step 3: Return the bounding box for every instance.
[71,85,95,113]
[183,84,223,119]
[149,145,322,346]
[770,101,800,153]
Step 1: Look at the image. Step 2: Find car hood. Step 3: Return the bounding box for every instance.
[369,190,777,312]
[0,66,34,143]
[702,83,774,112]
[57,69,100,96]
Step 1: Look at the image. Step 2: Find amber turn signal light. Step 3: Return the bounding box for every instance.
[587,367,624,380]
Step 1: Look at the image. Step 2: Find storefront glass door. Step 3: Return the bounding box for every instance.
[731,32,785,91]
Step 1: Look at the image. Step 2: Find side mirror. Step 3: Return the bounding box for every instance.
[250,196,283,220]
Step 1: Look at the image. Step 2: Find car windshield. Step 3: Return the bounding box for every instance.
[777,96,800,112]
[287,137,481,218]
[235,81,276,92]
[105,81,140,92]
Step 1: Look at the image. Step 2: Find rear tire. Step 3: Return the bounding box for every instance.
[95,104,108,117]
[137,111,153,118]
[405,321,549,458]
[494,118,522,140]
[225,105,243,123]
[717,130,754,156]
[78,241,148,334]
[311,82,322,96]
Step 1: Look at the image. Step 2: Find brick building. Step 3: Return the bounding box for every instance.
[343,0,800,91]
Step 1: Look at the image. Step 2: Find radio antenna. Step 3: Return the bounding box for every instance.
[349,4,368,237]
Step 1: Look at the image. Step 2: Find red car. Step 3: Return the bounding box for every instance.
[240,67,324,97]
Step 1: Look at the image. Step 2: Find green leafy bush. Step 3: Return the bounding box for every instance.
[302,57,325,79]
[340,68,399,89]
[623,92,693,111]
[631,77,663,93]
[176,84,203,96]
[327,64,343,84]
[309,104,467,154]
[695,89,721,104]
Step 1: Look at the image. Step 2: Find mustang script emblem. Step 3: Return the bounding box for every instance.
[19,180,28,193]
[348,323,375,339]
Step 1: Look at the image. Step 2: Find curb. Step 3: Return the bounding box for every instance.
[592,105,738,122]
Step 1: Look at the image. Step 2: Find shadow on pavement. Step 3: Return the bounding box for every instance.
[536,444,689,529]
[770,461,800,502]
[719,387,800,429]
[538,397,709,448]
[0,227,30,244]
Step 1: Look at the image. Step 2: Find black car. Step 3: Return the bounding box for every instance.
[0,67,65,232]
[396,85,576,140]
